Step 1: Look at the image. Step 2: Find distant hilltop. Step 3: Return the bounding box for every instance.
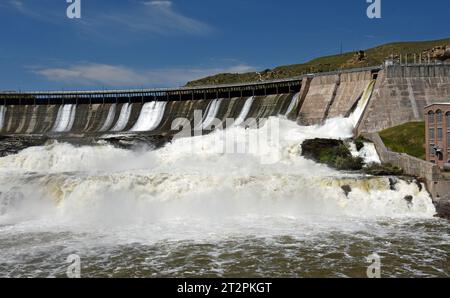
[186,37,450,87]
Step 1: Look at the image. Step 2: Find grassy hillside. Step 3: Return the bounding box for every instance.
[186,37,450,87]
[379,122,426,160]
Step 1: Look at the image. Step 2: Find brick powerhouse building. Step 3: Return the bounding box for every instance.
[425,103,450,169]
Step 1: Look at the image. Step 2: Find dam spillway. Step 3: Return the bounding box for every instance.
[0,78,301,135]
[1,64,450,137]
[0,94,295,135]
[0,67,379,136]
[1,65,449,278]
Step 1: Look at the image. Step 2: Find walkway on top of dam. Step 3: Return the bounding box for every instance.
[0,66,382,106]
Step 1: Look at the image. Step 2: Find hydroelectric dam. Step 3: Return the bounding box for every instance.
[1,64,450,278]
[1,64,450,137]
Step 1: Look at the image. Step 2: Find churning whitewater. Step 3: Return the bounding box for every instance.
[284,92,300,116]
[53,104,77,133]
[111,103,132,132]
[233,96,255,126]
[0,84,447,277]
[131,101,167,132]
[200,98,223,130]
[99,104,117,132]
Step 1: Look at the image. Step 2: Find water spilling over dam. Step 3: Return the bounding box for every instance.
[0,65,449,277]
[0,94,296,135]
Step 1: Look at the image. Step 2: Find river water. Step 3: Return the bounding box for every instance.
[0,117,448,277]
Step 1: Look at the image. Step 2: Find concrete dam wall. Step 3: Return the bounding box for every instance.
[1,64,449,137]
[358,64,450,133]
[297,70,375,125]
[295,64,450,133]
[0,94,294,136]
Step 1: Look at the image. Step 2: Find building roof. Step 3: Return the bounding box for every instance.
[425,103,450,109]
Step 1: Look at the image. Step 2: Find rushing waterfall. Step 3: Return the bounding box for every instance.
[284,92,300,116]
[0,112,443,277]
[201,98,223,129]
[130,101,167,132]
[0,84,446,277]
[99,104,117,132]
[233,96,255,126]
[0,106,6,131]
[349,80,376,127]
[52,105,77,133]
[111,103,132,132]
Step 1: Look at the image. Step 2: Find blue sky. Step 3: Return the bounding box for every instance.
[0,0,449,91]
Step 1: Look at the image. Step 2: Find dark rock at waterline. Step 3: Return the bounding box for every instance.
[435,196,450,220]
[301,139,346,160]
[0,134,173,157]
[403,195,413,202]
[404,195,414,207]
[100,135,173,150]
[353,137,366,152]
[363,163,404,176]
[341,185,352,197]
[0,136,49,157]
[388,177,398,191]
[301,138,363,171]
[413,179,423,192]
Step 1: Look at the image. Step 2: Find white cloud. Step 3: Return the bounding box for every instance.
[9,0,24,11]
[5,0,43,19]
[6,0,212,37]
[95,1,212,36]
[146,1,172,8]
[34,63,256,88]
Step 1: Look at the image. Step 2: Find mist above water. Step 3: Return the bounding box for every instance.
[0,86,445,277]
[0,116,436,237]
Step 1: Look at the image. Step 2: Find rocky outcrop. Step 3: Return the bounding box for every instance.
[0,136,49,157]
[301,138,363,170]
[422,45,450,61]
[362,163,404,176]
[0,135,173,158]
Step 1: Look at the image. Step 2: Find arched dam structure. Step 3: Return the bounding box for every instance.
[0,64,450,137]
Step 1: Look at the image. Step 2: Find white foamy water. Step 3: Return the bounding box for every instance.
[233,96,255,126]
[111,103,132,132]
[349,142,382,164]
[0,116,436,227]
[0,88,446,277]
[52,105,77,133]
[349,80,375,127]
[130,101,167,132]
[201,98,223,129]
[284,92,300,116]
[99,104,116,132]
[0,105,6,131]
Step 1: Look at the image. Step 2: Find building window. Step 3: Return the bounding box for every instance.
[428,111,435,124]
[448,152,450,162]
[447,113,450,128]
[429,128,435,140]
[438,128,443,140]
[448,132,450,147]
[430,144,435,157]
[437,110,443,124]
